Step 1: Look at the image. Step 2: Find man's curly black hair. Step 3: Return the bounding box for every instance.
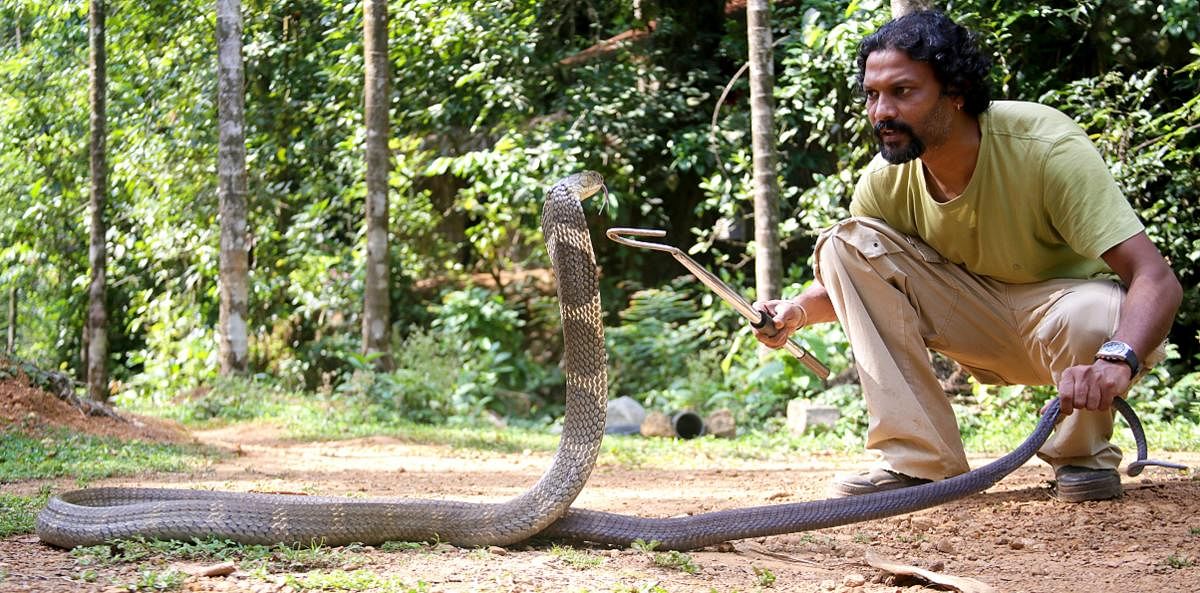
[855,11,993,116]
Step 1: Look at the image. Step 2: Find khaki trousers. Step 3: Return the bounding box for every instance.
[813,217,1163,480]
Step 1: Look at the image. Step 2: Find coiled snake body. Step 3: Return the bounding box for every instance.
[37,172,1176,551]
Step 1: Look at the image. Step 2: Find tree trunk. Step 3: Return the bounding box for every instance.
[7,287,15,355]
[746,0,782,301]
[85,0,109,401]
[216,0,250,375]
[361,0,393,370]
[890,0,934,17]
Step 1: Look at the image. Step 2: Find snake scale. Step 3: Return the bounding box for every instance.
[37,171,1179,551]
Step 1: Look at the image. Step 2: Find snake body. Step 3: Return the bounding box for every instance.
[37,171,1179,551]
[540,397,1166,550]
[36,171,609,549]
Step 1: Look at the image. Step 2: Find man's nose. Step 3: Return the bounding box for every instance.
[870,94,898,122]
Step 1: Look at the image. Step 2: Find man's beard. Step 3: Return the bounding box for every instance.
[874,120,926,164]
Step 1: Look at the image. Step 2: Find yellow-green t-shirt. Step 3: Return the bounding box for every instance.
[849,100,1143,284]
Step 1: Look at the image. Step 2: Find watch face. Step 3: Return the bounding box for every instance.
[1099,341,1128,356]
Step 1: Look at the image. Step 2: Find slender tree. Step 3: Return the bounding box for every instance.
[746,0,782,301]
[216,0,250,375]
[361,0,393,369]
[7,287,16,356]
[85,0,109,401]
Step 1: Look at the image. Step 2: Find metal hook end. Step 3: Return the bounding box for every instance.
[605,228,681,254]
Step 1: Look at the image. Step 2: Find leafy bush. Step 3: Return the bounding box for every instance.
[332,286,564,425]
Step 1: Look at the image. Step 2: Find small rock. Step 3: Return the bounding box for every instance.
[910,516,937,531]
[842,573,867,587]
[927,560,945,572]
[488,546,508,556]
[820,579,837,591]
[640,411,675,438]
[1009,540,1026,550]
[786,399,842,434]
[192,562,237,577]
[935,539,956,554]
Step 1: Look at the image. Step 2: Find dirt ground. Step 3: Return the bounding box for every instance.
[1,377,1198,593]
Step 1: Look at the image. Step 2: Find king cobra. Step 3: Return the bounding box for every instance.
[37,171,1181,551]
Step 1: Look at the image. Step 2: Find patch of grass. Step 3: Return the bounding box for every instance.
[754,566,777,587]
[0,428,213,483]
[286,569,427,592]
[1166,554,1194,569]
[124,568,186,592]
[71,537,259,567]
[71,537,366,575]
[380,540,427,552]
[652,550,699,574]
[612,584,670,593]
[115,365,1199,472]
[1115,415,1200,453]
[631,539,699,575]
[0,487,49,537]
[1189,527,1199,536]
[550,543,604,569]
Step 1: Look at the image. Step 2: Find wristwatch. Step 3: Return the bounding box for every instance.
[1095,340,1139,376]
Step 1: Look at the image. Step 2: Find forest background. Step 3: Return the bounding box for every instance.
[1,0,1198,438]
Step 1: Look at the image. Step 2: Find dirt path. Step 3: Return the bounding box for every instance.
[2,420,1198,593]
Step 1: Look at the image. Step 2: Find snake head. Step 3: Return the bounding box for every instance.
[557,171,606,201]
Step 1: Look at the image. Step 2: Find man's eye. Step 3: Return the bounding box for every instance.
[865,90,879,101]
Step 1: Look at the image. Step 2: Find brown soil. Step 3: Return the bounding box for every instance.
[1,378,1198,593]
[0,375,193,444]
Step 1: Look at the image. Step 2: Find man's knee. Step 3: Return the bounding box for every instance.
[1034,281,1121,367]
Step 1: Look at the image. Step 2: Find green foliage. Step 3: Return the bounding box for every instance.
[604,281,853,429]
[631,540,700,575]
[0,428,209,483]
[0,0,1197,432]
[754,565,777,587]
[137,374,296,424]
[550,544,604,569]
[0,488,50,537]
[286,570,427,593]
[334,286,565,425]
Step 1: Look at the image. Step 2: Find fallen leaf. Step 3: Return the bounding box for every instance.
[865,550,997,593]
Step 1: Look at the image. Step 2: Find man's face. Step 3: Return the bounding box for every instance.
[862,49,957,164]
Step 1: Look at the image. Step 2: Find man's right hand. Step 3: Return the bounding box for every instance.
[751,299,809,349]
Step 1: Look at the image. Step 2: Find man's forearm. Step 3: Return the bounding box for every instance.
[1111,269,1182,364]
[792,283,838,326]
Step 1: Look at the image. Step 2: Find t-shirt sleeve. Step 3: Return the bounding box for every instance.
[849,168,885,220]
[1041,133,1143,259]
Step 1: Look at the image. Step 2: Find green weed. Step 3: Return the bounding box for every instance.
[631,540,698,575]
[286,569,427,592]
[550,543,603,569]
[754,566,777,587]
[126,568,186,591]
[0,488,49,537]
[1167,554,1194,569]
[380,540,427,551]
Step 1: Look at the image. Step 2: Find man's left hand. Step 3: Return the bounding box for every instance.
[1050,359,1133,416]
